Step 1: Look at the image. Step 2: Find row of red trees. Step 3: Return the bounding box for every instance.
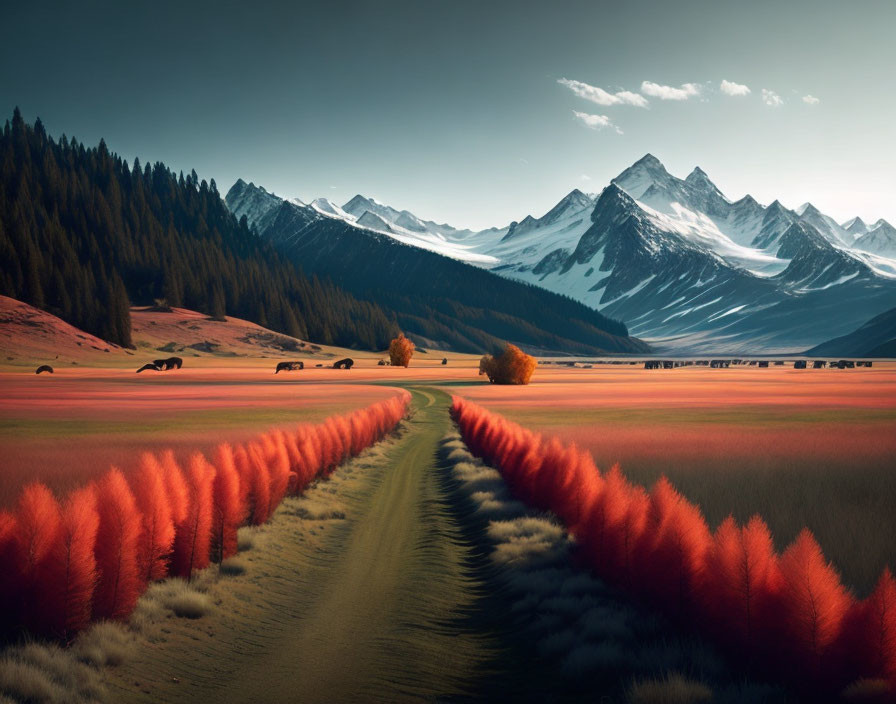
[451,397,895,697]
[0,393,409,642]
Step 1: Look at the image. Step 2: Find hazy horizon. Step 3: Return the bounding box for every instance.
[3,0,894,231]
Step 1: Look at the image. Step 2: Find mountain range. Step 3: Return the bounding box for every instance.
[261,155,896,353]
[226,180,643,355]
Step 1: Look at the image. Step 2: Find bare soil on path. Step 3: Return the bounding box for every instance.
[108,387,508,704]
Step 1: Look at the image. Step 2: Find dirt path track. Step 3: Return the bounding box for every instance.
[111,387,502,703]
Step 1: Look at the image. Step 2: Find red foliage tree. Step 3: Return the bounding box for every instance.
[211,444,242,563]
[389,332,415,367]
[479,344,537,385]
[40,486,99,639]
[636,477,712,618]
[838,568,896,686]
[93,469,142,620]
[131,453,176,584]
[778,529,853,681]
[170,453,215,579]
[0,511,17,632]
[160,450,189,527]
[244,442,272,525]
[702,515,783,655]
[13,483,62,629]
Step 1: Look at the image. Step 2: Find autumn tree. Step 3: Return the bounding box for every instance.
[389,333,415,367]
[479,344,537,385]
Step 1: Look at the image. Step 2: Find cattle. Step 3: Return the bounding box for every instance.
[710,360,730,368]
[137,363,162,373]
[644,361,661,369]
[812,360,827,369]
[35,365,54,374]
[378,359,390,366]
[794,360,807,369]
[442,358,448,365]
[758,361,769,368]
[835,360,855,369]
[333,358,354,370]
[275,361,304,373]
[153,356,183,370]
[662,361,674,369]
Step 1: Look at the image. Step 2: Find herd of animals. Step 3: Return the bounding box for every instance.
[31,355,875,375]
[641,359,872,370]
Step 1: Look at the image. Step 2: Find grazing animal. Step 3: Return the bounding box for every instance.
[153,356,183,370]
[377,359,390,366]
[35,365,54,374]
[137,363,162,373]
[275,361,304,373]
[794,360,807,369]
[442,358,448,365]
[758,361,769,368]
[813,360,827,369]
[333,358,354,370]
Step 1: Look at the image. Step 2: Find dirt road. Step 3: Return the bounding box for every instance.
[110,387,505,703]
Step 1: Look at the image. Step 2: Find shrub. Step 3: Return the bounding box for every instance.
[389,332,415,367]
[479,344,537,385]
[92,469,141,621]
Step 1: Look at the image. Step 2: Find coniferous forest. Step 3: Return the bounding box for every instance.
[0,109,398,349]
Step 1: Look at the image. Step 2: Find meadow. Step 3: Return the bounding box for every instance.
[0,369,399,506]
[454,364,896,595]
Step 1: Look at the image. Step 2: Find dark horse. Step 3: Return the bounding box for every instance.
[275,361,304,373]
[333,358,354,369]
[153,357,183,370]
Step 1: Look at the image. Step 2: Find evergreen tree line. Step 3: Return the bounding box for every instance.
[0,109,397,349]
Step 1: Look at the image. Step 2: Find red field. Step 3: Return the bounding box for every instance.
[0,368,399,505]
[454,365,896,594]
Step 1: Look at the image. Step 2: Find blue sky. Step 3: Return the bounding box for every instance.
[2,0,894,230]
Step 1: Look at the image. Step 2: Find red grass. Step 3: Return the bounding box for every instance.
[702,515,782,656]
[451,396,895,695]
[39,486,99,639]
[12,483,61,631]
[92,469,141,621]
[170,454,215,579]
[210,444,242,563]
[0,392,410,640]
[131,454,176,584]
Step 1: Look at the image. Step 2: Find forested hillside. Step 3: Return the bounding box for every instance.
[0,110,397,349]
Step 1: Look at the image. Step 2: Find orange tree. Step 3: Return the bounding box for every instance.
[389,333,415,368]
[478,344,536,385]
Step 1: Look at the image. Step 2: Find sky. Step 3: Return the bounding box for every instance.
[2,0,894,231]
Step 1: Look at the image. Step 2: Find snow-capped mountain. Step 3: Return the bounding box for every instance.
[466,156,895,352]
[228,156,896,353]
[854,220,896,258]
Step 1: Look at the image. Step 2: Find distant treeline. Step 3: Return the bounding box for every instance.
[0,109,397,349]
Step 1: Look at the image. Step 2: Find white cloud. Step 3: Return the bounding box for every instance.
[580,174,592,181]
[572,111,622,134]
[558,78,648,108]
[761,89,784,107]
[802,94,820,105]
[762,88,784,108]
[720,79,751,96]
[640,81,701,101]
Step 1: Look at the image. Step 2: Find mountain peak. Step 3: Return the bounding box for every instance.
[685,166,708,180]
[632,153,664,169]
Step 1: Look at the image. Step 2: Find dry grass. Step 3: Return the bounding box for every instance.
[628,673,713,704]
[439,432,787,701]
